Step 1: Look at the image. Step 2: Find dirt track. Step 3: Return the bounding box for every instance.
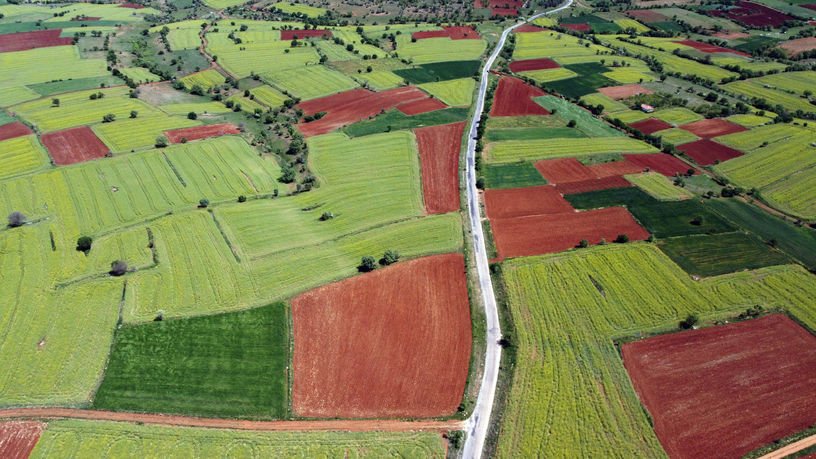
[0,408,462,432]
[759,434,816,459]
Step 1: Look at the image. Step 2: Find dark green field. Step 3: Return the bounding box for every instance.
[651,21,684,33]
[485,127,587,141]
[543,63,616,99]
[93,303,289,419]
[483,162,548,189]
[343,107,469,137]
[394,60,481,84]
[734,36,779,53]
[28,76,125,97]
[658,232,793,277]
[565,187,735,237]
[0,20,121,34]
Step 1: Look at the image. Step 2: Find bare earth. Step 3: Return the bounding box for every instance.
[759,434,816,459]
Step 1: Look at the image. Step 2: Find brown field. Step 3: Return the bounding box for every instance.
[679,118,747,138]
[629,118,672,135]
[624,153,696,176]
[41,126,109,165]
[0,122,33,142]
[677,139,743,165]
[490,76,550,117]
[622,314,816,459]
[626,9,669,22]
[415,122,464,214]
[484,185,574,218]
[291,254,472,418]
[164,123,240,143]
[396,97,447,115]
[555,175,633,194]
[780,37,816,56]
[0,30,72,53]
[535,157,596,183]
[598,84,653,100]
[0,421,45,459]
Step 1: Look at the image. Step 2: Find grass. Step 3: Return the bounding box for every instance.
[726,113,773,128]
[626,172,694,201]
[93,114,200,152]
[483,162,548,189]
[763,167,816,220]
[26,76,124,97]
[723,79,816,114]
[658,232,793,277]
[207,33,319,79]
[534,95,622,137]
[652,107,702,125]
[519,68,577,83]
[396,36,486,65]
[344,107,469,137]
[166,28,201,51]
[419,78,474,106]
[394,60,481,84]
[180,69,226,90]
[93,303,288,419]
[0,135,50,179]
[487,137,657,163]
[581,92,629,113]
[614,18,650,33]
[263,65,358,100]
[497,243,816,457]
[513,31,611,61]
[609,37,738,83]
[159,102,232,116]
[249,84,288,108]
[31,420,447,457]
[119,68,162,84]
[272,1,327,17]
[603,67,655,84]
[658,128,698,145]
[485,127,586,141]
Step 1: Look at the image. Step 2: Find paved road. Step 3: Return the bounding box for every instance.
[460,2,573,458]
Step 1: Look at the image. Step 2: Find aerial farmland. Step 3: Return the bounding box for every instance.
[0,0,815,457]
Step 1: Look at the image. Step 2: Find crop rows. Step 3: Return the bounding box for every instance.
[418,78,475,106]
[488,137,657,163]
[0,135,49,179]
[93,114,200,152]
[626,172,693,201]
[262,65,359,100]
[609,37,737,82]
[722,80,816,114]
[179,69,226,90]
[396,36,486,64]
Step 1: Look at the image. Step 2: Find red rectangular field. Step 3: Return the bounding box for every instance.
[629,118,672,135]
[535,157,596,183]
[484,185,573,218]
[780,37,816,56]
[0,122,33,142]
[622,314,816,459]
[516,24,546,33]
[509,58,560,73]
[675,39,750,56]
[588,159,643,178]
[710,1,794,27]
[490,77,549,117]
[555,175,633,194]
[626,9,668,22]
[0,30,72,53]
[562,23,590,32]
[624,153,695,176]
[598,84,653,100]
[490,206,650,258]
[41,126,109,166]
[280,29,333,40]
[164,123,240,143]
[677,139,742,165]
[412,26,480,40]
[679,118,747,138]
[396,97,447,115]
[291,253,472,418]
[415,122,464,214]
[0,421,45,459]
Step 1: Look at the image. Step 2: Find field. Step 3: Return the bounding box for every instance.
[513,31,610,61]
[608,37,738,82]
[179,69,226,90]
[626,172,693,200]
[509,58,560,73]
[658,232,792,276]
[397,97,447,115]
[723,79,816,114]
[485,186,573,218]
[652,107,702,125]
[264,65,359,101]
[119,67,161,84]
[780,37,816,56]
[30,420,447,457]
[496,244,816,457]
[534,96,622,137]
[249,84,287,108]
[0,121,30,141]
[93,303,289,419]
[41,126,109,165]
[487,137,657,163]
[0,135,49,179]
[396,36,486,64]
[415,122,464,214]
[598,83,652,99]
[483,162,548,189]
[679,118,746,139]
[629,118,671,135]
[272,1,326,17]
[624,153,695,176]
[166,28,200,51]
[622,314,816,459]
[93,115,199,152]
[418,78,474,107]
[165,124,240,143]
[677,139,743,165]
[0,29,71,53]
[0,421,44,459]
[291,254,471,418]
[490,77,549,117]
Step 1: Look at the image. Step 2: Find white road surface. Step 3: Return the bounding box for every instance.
[460,1,573,457]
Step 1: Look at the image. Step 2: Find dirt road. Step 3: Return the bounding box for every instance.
[759,434,816,459]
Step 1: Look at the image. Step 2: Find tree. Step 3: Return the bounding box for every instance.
[567,119,577,128]
[358,256,377,272]
[578,239,589,248]
[7,211,26,228]
[110,260,128,276]
[690,215,704,226]
[102,113,116,123]
[51,98,60,107]
[237,195,247,203]
[198,198,210,208]
[319,211,334,221]
[380,249,400,266]
[679,314,698,329]
[76,236,93,254]
[614,234,629,243]
[130,110,138,118]
[187,111,198,120]
[155,136,168,148]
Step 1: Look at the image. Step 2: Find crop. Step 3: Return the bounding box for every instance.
[118,67,161,84]
[262,65,359,100]
[396,36,486,65]
[723,79,816,114]
[483,162,549,189]
[179,69,226,90]
[513,32,610,60]
[715,131,816,189]
[166,28,201,51]
[271,1,327,17]
[93,114,199,152]
[535,95,622,137]
[658,232,792,277]
[0,135,48,179]
[625,172,693,201]
[207,33,317,78]
[614,18,650,33]
[609,38,737,82]
[487,137,657,163]
[419,78,475,106]
[652,107,702,125]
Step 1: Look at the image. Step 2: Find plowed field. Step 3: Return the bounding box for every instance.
[509,58,560,72]
[677,139,743,165]
[396,97,447,115]
[622,314,816,459]
[165,123,240,143]
[484,185,573,218]
[675,39,750,56]
[291,253,471,418]
[41,126,109,165]
[0,30,72,53]
[415,122,464,214]
[535,157,596,183]
[0,122,33,142]
[780,37,816,56]
[598,84,653,100]
[624,153,695,176]
[0,421,45,459]
[412,26,480,40]
[555,175,633,194]
[534,157,642,191]
[679,118,747,138]
[490,77,550,117]
[629,118,672,135]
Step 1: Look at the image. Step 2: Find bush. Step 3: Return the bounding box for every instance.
[76,236,93,254]
[110,260,128,276]
[155,136,168,148]
[198,198,210,208]
[187,111,198,120]
[614,234,629,243]
[567,119,577,128]
[358,256,377,272]
[319,211,334,221]
[679,314,698,330]
[380,249,400,266]
[7,211,26,228]
[577,239,589,248]
[237,195,247,203]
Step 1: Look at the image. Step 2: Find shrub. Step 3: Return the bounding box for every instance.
[187,111,198,120]
[577,239,589,248]
[7,211,26,228]
[198,198,210,208]
[155,136,168,148]
[679,314,699,329]
[130,110,138,118]
[110,260,128,276]
[567,119,577,128]
[614,234,629,243]
[76,236,93,254]
[237,195,247,203]
[358,256,377,272]
[319,211,334,221]
[380,249,400,266]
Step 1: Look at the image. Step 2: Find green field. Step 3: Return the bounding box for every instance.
[344,107,469,137]
[32,420,446,457]
[723,79,816,114]
[206,32,319,78]
[520,68,578,83]
[119,67,162,84]
[166,28,201,51]
[0,135,50,179]
[419,78,474,106]
[483,162,548,189]
[658,232,793,277]
[249,84,288,108]
[513,32,610,61]
[272,1,326,17]
[263,65,358,100]
[626,172,694,201]
[540,63,616,99]
[394,60,481,84]
[93,303,289,419]
[93,113,200,152]
[485,127,587,141]
[497,243,816,457]
[487,137,657,163]
[201,0,246,8]
[657,128,698,145]
[26,76,124,97]
[159,101,233,116]
[396,36,486,65]
[534,95,622,137]
[180,69,226,90]
[608,37,738,83]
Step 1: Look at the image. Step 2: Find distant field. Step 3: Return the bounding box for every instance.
[179,69,226,90]
[419,78,474,106]
[119,67,162,84]
[483,162,549,189]
[93,114,199,152]
[344,107,469,137]
[658,232,792,277]
[487,137,657,163]
[723,78,816,114]
[0,135,49,179]
[272,1,326,17]
[626,172,693,201]
[263,65,359,100]
[608,37,738,82]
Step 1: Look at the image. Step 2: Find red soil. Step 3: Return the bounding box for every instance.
[534,157,642,190]
[675,39,750,56]
[677,139,743,165]
[626,9,668,22]
[598,84,653,100]
[490,77,550,117]
[280,29,333,40]
[804,3,816,9]
[712,31,750,39]
[588,159,643,178]
[679,118,747,138]
[415,122,464,214]
[492,7,519,15]
[709,1,794,27]
[629,118,673,135]
[0,30,72,53]
[41,126,109,166]
[509,58,560,73]
[165,123,240,143]
[624,153,696,176]
[296,87,435,137]
[484,185,574,218]
[562,23,591,32]
[622,314,816,459]
[780,37,816,56]
[0,421,45,459]
[491,207,650,258]
[535,157,596,183]
[412,26,481,41]
[119,2,145,8]
[555,175,633,194]
[396,97,448,115]
[291,254,472,418]
[516,24,546,33]
[0,122,33,142]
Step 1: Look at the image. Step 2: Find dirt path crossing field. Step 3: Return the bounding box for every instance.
[759,434,816,459]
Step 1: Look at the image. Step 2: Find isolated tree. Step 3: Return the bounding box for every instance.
[578,239,589,248]
[198,198,210,208]
[155,136,168,148]
[102,113,116,123]
[187,111,198,120]
[7,211,26,228]
[679,314,699,330]
[567,119,577,128]
[51,98,60,107]
[130,110,138,118]
[614,234,629,243]
[110,260,128,276]
[358,256,377,272]
[319,211,334,221]
[380,249,400,266]
[76,236,93,254]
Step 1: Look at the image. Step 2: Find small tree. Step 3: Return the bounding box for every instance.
[130,110,138,119]
[7,211,26,228]
[187,111,198,120]
[198,198,210,208]
[358,256,377,272]
[319,211,334,221]
[614,234,629,243]
[690,215,704,226]
[679,314,699,330]
[567,119,577,128]
[52,98,60,107]
[578,239,589,248]
[110,260,128,276]
[102,113,116,123]
[155,136,168,148]
[237,195,247,203]
[76,236,93,254]
[380,249,400,266]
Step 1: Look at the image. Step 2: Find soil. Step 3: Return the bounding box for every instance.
[41,126,109,166]
[624,153,697,176]
[164,123,240,143]
[413,26,481,41]
[677,139,743,165]
[598,84,653,100]
[675,39,750,56]
[0,30,72,53]
[555,175,633,194]
[484,185,574,218]
[490,77,550,117]
[515,24,546,33]
[679,118,747,138]
[415,122,464,214]
[625,9,669,22]
[780,37,816,56]
[588,159,644,178]
[712,31,751,39]
[622,314,816,459]
[280,30,333,40]
[509,58,560,73]
[562,23,590,32]
[0,122,33,142]
[535,157,597,183]
[291,254,472,418]
[629,118,673,135]
[0,421,45,459]
[396,97,447,115]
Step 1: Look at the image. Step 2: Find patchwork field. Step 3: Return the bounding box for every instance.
[0,421,45,459]
[487,137,657,162]
[415,122,464,214]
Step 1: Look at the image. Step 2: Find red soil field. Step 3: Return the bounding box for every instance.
[712,31,750,39]
[562,23,591,32]
[41,126,109,166]
[165,123,240,143]
[679,118,747,138]
[484,185,574,218]
[396,97,447,115]
[412,26,481,41]
[629,118,672,135]
[624,153,696,176]
[490,207,650,258]
[599,84,653,100]
[0,122,33,142]
[0,421,45,459]
[555,175,633,194]
[535,157,596,183]
[677,139,743,165]
[119,2,145,8]
[675,39,750,56]
[509,58,560,73]
[490,77,550,117]
[709,1,794,27]
[516,24,546,33]
[291,253,472,418]
[622,314,816,459]
[534,157,642,189]
[296,86,435,137]
[415,122,464,214]
[588,159,643,178]
[626,9,668,22]
[780,37,816,56]
[0,30,72,53]
[280,29,333,40]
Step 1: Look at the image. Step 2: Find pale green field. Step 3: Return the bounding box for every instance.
[716,123,805,152]
[652,107,702,126]
[608,37,738,82]
[726,113,773,128]
[316,41,358,61]
[604,67,655,84]
[397,36,487,64]
[531,17,557,27]
[723,78,816,114]
[32,420,446,458]
[207,32,319,78]
[520,68,577,83]
[159,102,233,116]
[611,110,650,123]
[149,20,206,34]
[0,86,40,107]
[763,167,816,220]
[201,0,246,9]
[263,65,359,100]
[710,56,786,73]
[514,32,611,61]
[614,18,649,33]
[0,135,50,179]
[179,69,226,90]
[93,114,200,152]
[45,2,160,21]
[626,172,693,200]
[657,128,698,145]
[272,1,326,17]
[581,92,629,113]
[167,28,201,51]
[419,78,475,106]
[119,67,162,84]
[353,70,404,91]
[488,137,658,162]
[249,84,288,107]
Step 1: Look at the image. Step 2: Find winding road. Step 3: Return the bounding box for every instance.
[460,1,573,458]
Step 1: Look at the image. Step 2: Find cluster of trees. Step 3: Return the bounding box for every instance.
[358,250,401,272]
